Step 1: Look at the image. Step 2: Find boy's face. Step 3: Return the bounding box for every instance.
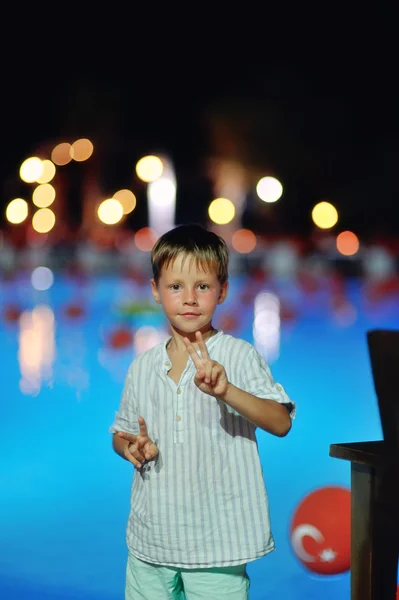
[151,253,228,337]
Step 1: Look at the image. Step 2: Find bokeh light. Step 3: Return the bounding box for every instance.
[51,143,72,166]
[32,184,56,208]
[20,157,43,183]
[6,199,28,224]
[135,155,164,182]
[312,201,339,229]
[134,227,158,251]
[134,326,168,354]
[253,291,280,361]
[70,138,94,162]
[231,229,257,253]
[32,208,56,233]
[31,267,54,291]
[147,158,177,236]
[147,178,176,207]
[97,199,124,225]
[113,189,136,214]
[18,304,55,396]
[208,198,236,224]
[256,176,283,203]
[362,246,396,281]
[336,231,360,256]
[36,160,56,184]
[266,241,299,277]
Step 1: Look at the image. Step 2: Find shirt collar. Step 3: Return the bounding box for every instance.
[161,329,224,370]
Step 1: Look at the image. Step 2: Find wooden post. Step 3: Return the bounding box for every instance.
[330,441,398,600]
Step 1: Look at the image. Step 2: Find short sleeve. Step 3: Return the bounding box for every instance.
[241,347,296,419]
[109,363,140,434]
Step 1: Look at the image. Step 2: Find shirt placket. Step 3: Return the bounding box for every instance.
[174,381,184,444]
[162,353,191,445]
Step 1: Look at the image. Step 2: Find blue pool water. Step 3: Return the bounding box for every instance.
[1,271,398,599]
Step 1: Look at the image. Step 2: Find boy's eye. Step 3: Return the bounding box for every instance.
[170,284,180,290]
[198,284,209,290]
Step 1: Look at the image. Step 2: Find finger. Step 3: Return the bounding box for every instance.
[124,445,143,469]
[128,444,146,464]
[211,364,221,385]
[196,331,210,360]
[144,442,159,460]
[183,337,202,368]
[138,416,148,438]
[204,361,213,384]
[117,431,138,444]
[195,368,206,382]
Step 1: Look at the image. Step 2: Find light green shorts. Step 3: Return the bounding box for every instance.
[125,551,250,600]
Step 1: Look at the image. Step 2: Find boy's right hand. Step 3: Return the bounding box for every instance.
[117,416,159,469]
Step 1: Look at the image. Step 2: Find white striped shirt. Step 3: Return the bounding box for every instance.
[109,330,295,568]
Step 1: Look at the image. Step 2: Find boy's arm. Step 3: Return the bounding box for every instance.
[220,384,292,437]
[183,333,294,436]
[110,362,142,466]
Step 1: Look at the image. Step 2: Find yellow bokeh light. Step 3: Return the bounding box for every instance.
[51,143,72,166]
[32,208,56,233]
[135,155,163,182]
[256,176,283,203]
[97,199,124,225]
[312,201,339,229]
[20,157,44,183]
[32,184,56,208]
[70,138,94,162]
[37,160,56,184]
[208,198,236,225]
[6,198,28,224]
[336,231,360,256]
[113,189,136,214]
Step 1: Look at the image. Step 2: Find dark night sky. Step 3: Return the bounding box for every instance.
[1,7,398,238]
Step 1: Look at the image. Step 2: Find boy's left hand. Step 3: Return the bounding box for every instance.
[184,331,229,398]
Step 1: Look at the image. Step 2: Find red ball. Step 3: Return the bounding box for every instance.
[290,486,351,575]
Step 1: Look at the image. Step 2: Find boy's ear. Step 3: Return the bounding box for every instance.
[217,281,229,305]
[151,279,161,304]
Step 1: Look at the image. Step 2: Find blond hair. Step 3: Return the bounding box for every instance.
[151,224,229,284]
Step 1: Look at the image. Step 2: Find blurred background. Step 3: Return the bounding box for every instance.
[1,7,399,600]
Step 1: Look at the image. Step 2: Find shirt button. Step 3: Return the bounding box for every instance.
[164,361,170,366]
[177,388,182,394]
[176,415,182,421]
[276,384,283,391]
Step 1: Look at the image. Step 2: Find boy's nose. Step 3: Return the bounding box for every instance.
[183,289,198,304]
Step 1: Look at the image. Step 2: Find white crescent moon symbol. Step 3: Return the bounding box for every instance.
[291,524,325,562]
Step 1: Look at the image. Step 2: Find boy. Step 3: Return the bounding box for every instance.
[110,223,295,600]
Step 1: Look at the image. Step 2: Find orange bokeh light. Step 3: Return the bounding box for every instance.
[336,231,360,256]
[134,227,158,252]
[231,229,257,253]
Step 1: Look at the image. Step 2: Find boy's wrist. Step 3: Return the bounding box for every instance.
[218,382,234,402]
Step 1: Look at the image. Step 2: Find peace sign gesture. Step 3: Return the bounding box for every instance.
[183,331,229,398]
[117,417,159,469]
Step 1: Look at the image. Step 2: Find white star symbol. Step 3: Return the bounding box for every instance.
[319,548,337,562]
